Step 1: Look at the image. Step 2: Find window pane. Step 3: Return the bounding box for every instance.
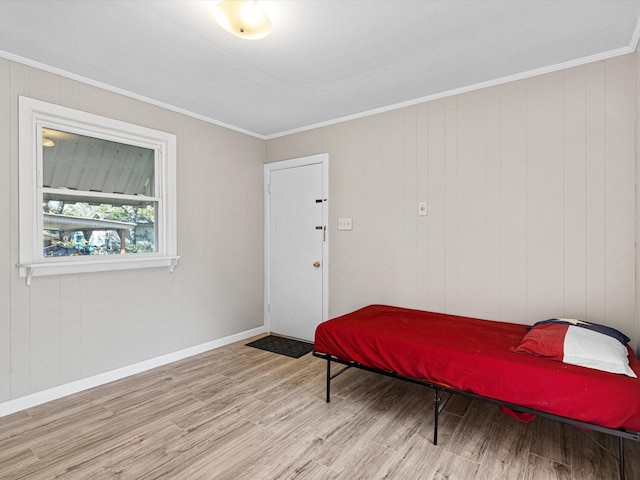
[19,97,177,281]
[42,199,157,256]
[42,128,155,196]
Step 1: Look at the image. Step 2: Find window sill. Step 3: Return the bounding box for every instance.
[17,255,180,285]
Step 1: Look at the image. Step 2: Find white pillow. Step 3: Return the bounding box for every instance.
[563,326,636,378]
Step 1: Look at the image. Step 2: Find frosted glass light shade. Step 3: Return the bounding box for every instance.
[214,0,272,40]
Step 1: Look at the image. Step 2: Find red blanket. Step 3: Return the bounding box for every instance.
[314,305,640,432]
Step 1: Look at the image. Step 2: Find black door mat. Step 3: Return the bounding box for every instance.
[246,335,314,358]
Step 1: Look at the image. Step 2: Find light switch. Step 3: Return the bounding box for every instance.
[418,202,428,216]
[338,218,353,230]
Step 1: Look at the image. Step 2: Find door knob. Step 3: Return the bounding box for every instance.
[313,261,321,268]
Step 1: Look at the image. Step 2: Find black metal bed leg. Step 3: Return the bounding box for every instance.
[313,351,639,480]
[325,358,331,403]
[434,389,440,446]
[619,436,625,480]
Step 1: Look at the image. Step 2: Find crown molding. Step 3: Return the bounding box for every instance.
[265,45,636,140]
[631,13,640,52]
[0,49,267,140]
[1,32,637,143]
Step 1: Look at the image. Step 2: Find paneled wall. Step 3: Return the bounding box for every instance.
[0,50,637,409]
[637,46,640,350]
[266,54,638,349]
[0,59,265,404]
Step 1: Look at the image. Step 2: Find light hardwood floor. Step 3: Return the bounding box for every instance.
[1,335,638,479]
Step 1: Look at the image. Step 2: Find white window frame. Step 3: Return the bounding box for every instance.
[18,96,179,285]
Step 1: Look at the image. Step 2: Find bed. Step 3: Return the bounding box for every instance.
[313,305,640,480]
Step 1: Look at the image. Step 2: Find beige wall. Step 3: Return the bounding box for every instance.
[267,54,639,350]
[1,49,638,407]
[0,59,265,403]
[637,45,640,352]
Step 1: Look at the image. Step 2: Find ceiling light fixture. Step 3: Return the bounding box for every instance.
[214,0,272,40]
[42,137,55,147]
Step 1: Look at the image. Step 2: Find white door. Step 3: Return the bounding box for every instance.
[265,154,328,341]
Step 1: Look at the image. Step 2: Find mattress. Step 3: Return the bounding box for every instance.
[314,305,640,432]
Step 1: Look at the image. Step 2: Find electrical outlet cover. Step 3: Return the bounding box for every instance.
[338,218,353,230]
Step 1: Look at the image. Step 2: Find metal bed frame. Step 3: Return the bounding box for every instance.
[313,351,640,480]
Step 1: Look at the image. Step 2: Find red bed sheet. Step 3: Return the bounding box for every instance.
[314,305,640,432]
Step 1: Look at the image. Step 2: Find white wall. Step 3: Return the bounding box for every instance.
[266,54,639,350]
[0,59,265,405]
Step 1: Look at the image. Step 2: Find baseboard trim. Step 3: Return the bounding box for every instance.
[0,326,266,417]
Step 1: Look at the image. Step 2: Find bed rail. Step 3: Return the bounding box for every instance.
[313,351,640,480]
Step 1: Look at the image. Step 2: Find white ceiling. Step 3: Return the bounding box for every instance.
[1,0,639,139]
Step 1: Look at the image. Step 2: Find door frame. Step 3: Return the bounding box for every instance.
[264,153,329,335]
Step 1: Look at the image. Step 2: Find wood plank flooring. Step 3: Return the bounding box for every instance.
[1,335,638,479]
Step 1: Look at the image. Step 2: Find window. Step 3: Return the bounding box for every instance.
[18,96,178,285]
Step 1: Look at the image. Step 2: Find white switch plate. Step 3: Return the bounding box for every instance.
[418,202,428,216]
[338,218,353,230]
